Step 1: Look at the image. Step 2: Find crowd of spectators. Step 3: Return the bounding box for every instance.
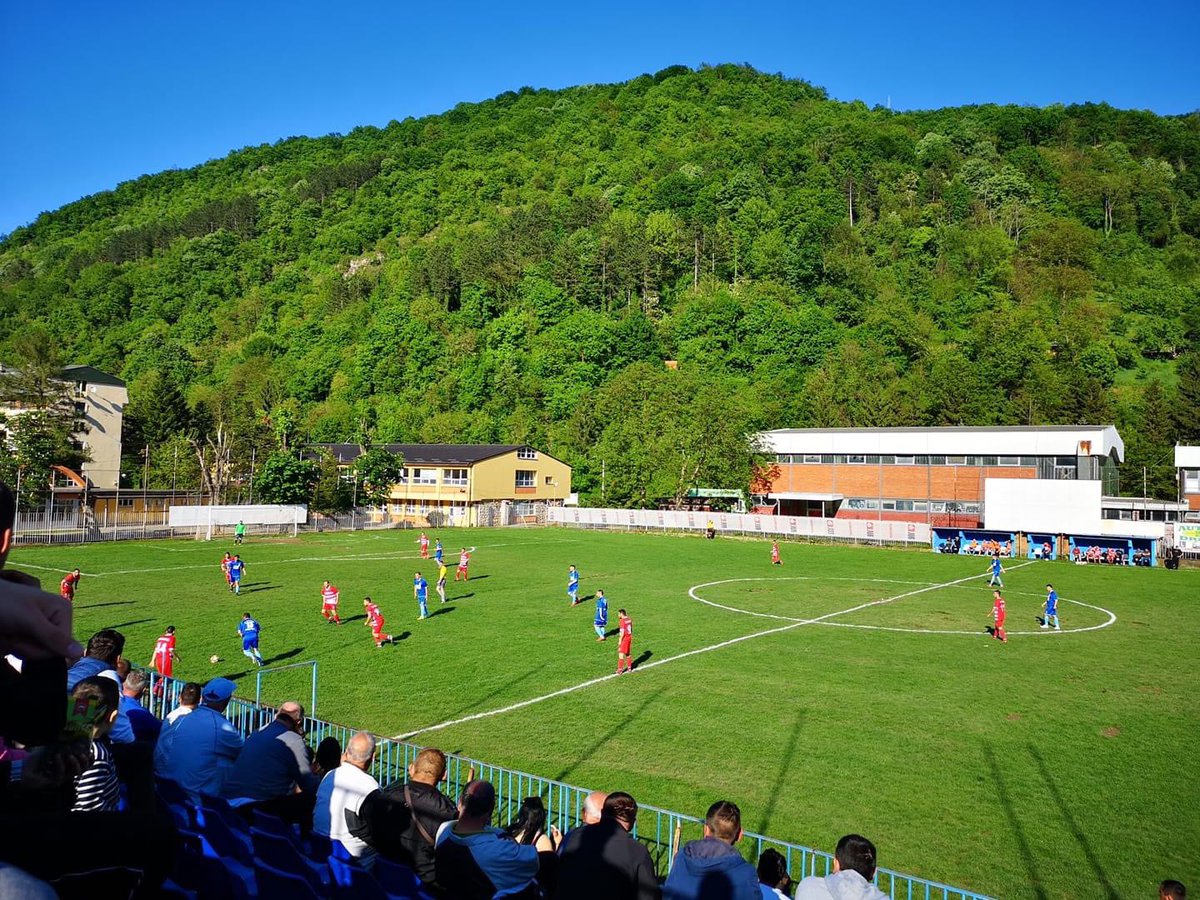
[0,480,1188,898]
[1070,544,1150,566]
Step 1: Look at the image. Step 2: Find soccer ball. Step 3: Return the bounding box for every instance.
[209,654,220,664]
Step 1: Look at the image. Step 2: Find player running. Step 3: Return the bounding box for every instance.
[616,609,634,673]
[238,613,265,666]
[594,590,608,641]
[455,547,470,582]
[321,580,342,624]
[436,560,448,604]
[151,626,179,694]
[987,555,1004,587]
[770,541,782,566]
[60,568,81,602]
[414,572,430,620]
[434,539,444,565]
[363,596,394,648]
[419,532,430,559]
[990,590,1008,643]
[234,520,246,544]
[1042,584,1060,630]
[567,565,580,605]
[221,552,234,588]
[227,555,246,594]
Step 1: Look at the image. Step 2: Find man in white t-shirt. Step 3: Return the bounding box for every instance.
[313,731,409,868]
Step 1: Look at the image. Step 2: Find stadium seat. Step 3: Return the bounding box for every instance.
[155,776,190,807]
[331,838,357,862]
[307,830,334,862]
[370,857,428,897]
[252,808,303,848]
[328,855,389,899]
[159,880,197,900]
[251,827,331,892]
[254,861,323,900]
[195,805,254,865]
[166,801,194,831]
[173,846,253,900]
[179,829,256,895]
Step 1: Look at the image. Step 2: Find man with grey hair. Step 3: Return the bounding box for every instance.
[224,700,319,827]
[435,779,541,899]
[582,790,608,826]
[118,669,161,742]
[313,731,410,868]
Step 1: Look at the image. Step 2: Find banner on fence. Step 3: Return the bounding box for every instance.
[1177,524,1200,552]
[548,507,931,544]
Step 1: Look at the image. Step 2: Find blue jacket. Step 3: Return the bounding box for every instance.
[66,656,112,692]
[662,838,761,900]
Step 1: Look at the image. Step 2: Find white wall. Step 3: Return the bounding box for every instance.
[168,504,306,526]
[984,479,1101,534]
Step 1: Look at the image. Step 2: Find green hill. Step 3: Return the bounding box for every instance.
[2,64,1198,503]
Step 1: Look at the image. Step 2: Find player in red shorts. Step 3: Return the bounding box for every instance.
[990,589,1007,643]
[321,580,342,624]
[60,568,81,601]
[770,541,782,566]
[151,625,179,694]
[455,547,470,582]
[419,532,430,559]
[616,608,634,674]
[363,596,394,648]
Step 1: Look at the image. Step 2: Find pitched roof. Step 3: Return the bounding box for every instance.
[62,365,126,388]
[310,443,527,466]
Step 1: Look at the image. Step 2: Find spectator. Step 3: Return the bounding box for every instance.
[118,670,161,742]
[506,796,559,852]
[1160,880,1187,900]
[154,683,201,775]
[313,731,409,868]
[556,790,660,900]
[392,746,458,887]
[582,790,608,825]
[223,701,320,826]
[314,735,342,777]
[68,676,121,813]
[435,779,540,900]
[66,629,125,692]
[163,677,243,796]
[793,834,887,900]
[757,848,793,899]
[663,800,760,900]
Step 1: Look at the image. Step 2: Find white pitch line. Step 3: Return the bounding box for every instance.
[394,566,1009,741]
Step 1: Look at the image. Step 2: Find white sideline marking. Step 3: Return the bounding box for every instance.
[394,567,1006,740]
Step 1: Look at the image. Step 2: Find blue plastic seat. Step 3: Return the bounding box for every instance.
[370,857,426,897]
[254,861,322,900]
[307,831,334,862]
[195,804,254,865]
[155,776,190,807]
[180,829,256,895]
[329,856,389,899]
[253,808,303,848]
[252,827,330,892]
[173,846,253,900]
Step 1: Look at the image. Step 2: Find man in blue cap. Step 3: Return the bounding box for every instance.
[162,676,244,796]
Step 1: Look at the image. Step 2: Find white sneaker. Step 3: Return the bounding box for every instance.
[1040,624,1048,629]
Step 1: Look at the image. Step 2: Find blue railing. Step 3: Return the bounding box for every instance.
[140,670,992,900]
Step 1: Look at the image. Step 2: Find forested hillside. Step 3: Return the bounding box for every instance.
[2,64,1199,504]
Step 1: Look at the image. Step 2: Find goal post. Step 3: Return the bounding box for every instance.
[255,659,319,717]
[167,504,307,540]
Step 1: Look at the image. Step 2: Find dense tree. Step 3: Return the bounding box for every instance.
[353,447,405,507]
[254,452,318,505]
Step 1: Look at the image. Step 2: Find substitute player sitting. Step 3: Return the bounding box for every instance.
[238,613,265,665]
[363,596,394,648]
[60,568,82,602]
[321,580,342,624]
[455,547,470,582]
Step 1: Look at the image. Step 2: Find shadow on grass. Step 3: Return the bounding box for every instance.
[107,618,153,629]
[464,574,489,581]
[450,593,475,602]
[440,666,546,722]
[341,614,367,625]
[427,606,456,619]
[632,650,652,668]
[246,584,281,593]
[603,627,620,639]
[76,600,136,610]
[982,743,1048,900]
[1028,744,1119,899]
[756,710,805,835]
[262,648,305,666]
[553,689,662,783]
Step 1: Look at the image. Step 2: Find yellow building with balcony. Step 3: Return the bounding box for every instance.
[315,443,572,526]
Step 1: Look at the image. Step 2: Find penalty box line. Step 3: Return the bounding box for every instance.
[394,565,1026,741]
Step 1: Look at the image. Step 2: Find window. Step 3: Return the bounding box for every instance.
[945,455,966,465]
[894,455,915,465]
[929,502,947,512]
[397,468,409,485]
[881,500,896,510]
[895,500,914,511]
[913,501,928,512]
[980,456,998,466]
[1184,470,1200,494]
[544,476,554,485]
[444,468,468,486]
[803,454,822,464]
[847,498,880,510]
[412,468,437,485]
[846,454,866,464]
[998,456,1020,466]
[512,501,539,517]
[74,401,86,415]
[515,470,536,488]
[1020,456,1037,467]
[517,448,537,460]
[118,497,135,508]
[879,455,896,464]
[866,455,881,464]
[927,456,945,466]
[915,455,930,465]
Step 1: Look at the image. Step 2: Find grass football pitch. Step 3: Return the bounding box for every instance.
[15,527,1199,899]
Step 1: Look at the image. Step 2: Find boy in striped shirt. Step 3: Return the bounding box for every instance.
[69,676,121,812]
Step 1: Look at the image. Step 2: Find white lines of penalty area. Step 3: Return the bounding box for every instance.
[12,545,493,578]
[393,567,996,741]
[689,563,1118,637]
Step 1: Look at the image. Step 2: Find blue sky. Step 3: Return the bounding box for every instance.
[1,0,1197,235]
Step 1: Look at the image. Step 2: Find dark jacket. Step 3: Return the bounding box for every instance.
[662,837,760,900]
[390,780,458,884]
[555,817,661,900]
